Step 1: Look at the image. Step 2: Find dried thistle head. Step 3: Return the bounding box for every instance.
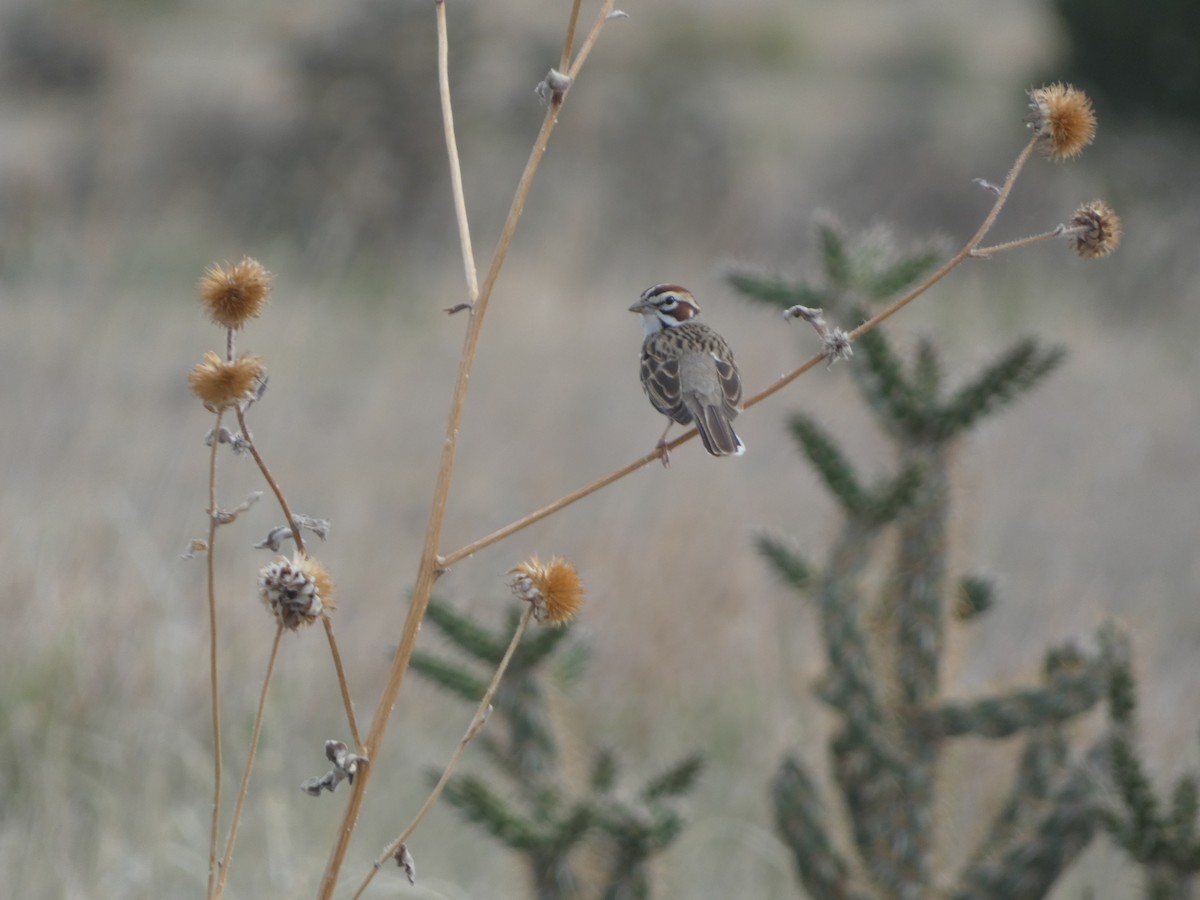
[189,351,266,411]
[508,556,584,626]
[259,552,335,630]
[1067,200,1122,259]
[1028,83,1096,160]
[199,257,272,329]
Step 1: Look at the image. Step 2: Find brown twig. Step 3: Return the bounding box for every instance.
[972,225,1064,258]
[350,607,535,899]
[205,408,225,900]
[323,616,364,752]
[234,407,304,554]
[439,135,1041,568]
[559,0,583,71]
[437,0,478,303]
[214,623,284,898]
[231,406,362,748]
[314,6,617,896]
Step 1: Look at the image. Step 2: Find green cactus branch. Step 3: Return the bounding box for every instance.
[410,650,490,703]
[787,413,924,524]
[641,755,704,802]
[968,724,1070,870]
[952,741,1109,900]
[772,756,872,900]
[917,650,1109,740]
[930,338,1066,440]
[726,271,828,311]
[1099,650,1200,896]
[423,597,513,663]
[415,598,703,899]
[755,533,812,592]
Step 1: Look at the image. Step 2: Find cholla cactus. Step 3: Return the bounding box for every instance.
[411,598,702,900]
[735,221,1126,899]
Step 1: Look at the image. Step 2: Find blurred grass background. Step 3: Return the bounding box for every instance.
[1,0,1198,896]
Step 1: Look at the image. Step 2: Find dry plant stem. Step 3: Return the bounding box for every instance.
[559,0,583,70]
[235,407,304,553]
[566,0,616,81]
[350,607,535,900]
[233,407,362,745]
[441,136,1040,567]
[323,616,364,751]
[214,623,284,898]
[205,408,225,900]
[315,8,617,897]
[437,0,478,302]
[972,226,1064,257]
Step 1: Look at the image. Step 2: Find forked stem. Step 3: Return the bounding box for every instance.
[350,607,535,899]
[232,406,362,748]
[315,5,617,896]
[235,407,304,554]
[439,136,1041,567]
[323,616,364,752]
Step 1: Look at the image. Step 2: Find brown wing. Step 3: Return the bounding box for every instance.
[640,337,692,424]
[712,351,742,416]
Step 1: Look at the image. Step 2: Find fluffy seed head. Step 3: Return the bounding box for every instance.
[1028,83,1096,160]
[189,352,266,411]
[258,552,335,630]
[199,257,272,329]
[508,556,584,626]
[1069,200,1122,259]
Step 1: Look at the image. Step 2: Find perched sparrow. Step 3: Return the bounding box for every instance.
[629,284,744,461]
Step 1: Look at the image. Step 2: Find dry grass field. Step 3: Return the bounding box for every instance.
[1,1,1198,897]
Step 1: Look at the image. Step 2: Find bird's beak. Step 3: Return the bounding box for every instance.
[628,299,651,313]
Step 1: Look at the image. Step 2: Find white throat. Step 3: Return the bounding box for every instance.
[640,312,669,337]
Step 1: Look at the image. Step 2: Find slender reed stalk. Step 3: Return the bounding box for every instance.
[437,0,478,302]
[350,607,535,899]
[315,6,616,896]
[973,226,1065,257]
[205,408,225,900]
[323,616,364,752]
[214,624,285,898]
[559,0,583,71]
[235,407,304,553]
[438,135,1041,567]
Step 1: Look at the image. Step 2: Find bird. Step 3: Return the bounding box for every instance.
[629,283,744,463]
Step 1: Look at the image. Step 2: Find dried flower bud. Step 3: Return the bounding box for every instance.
[1067,200,1122,259]
[199,257,272,329]
[508,556,584,625]
[394,843,416,884]
[535,68,572,104]
[258,553,335,630]
[189,352,266,411]
[1028,83,1096,161]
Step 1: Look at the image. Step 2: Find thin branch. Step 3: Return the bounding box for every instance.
[214,624,284,898]
[437,0,479,302]
[322,616,364,752]
[439,136,1041,567]
[235,407,304,554]
[205,408,225,900]
[846,135,1038,342]
[566,0,617,81]
[315,7,619,896]
[350,607,535,899]
[972,226,1065,258]
[559,0,583,71]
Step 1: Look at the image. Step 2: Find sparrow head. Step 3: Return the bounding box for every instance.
[629,284,700,335]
